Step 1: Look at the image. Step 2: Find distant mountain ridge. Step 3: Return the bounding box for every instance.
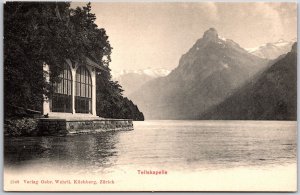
[129,28,269,119]
[202,42,297,120]
[112,68,170,80]
[112,68,171,96]
[246,39,295,59]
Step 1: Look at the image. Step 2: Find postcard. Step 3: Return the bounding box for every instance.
[3,1,297,191]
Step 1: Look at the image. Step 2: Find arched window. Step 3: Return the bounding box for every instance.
[51,64,72,113]
[75,66,92,113]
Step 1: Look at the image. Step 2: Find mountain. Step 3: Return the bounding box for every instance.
[112,68,170,96]
[112,68,170,79]
[202,42,297,120]
[247,39,294,59]
[129,28,269,119]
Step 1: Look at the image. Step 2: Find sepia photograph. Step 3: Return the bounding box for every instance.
[3,1,297,191]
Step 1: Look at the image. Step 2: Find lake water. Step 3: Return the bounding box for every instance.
[4,120,297,191]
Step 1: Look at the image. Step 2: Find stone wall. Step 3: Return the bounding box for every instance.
[38,118,133,135]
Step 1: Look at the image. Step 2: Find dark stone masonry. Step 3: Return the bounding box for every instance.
[38,118,133,135]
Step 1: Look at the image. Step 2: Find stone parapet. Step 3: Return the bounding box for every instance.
[38,118,133,135]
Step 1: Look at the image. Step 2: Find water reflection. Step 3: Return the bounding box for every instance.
[4,120,297,174]
[5,131,122,173]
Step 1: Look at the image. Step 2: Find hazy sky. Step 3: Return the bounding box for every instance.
[73,2,297,72]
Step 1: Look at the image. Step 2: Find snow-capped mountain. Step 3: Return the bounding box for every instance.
[129,28,269,119]
[246,39,295,59]
[112,68,171,96]
[112,68,170,80]
[203,42,297,120]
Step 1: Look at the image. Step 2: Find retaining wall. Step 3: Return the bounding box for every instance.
[38,118,133,135]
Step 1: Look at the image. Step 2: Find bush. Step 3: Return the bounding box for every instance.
[4,118,38,136]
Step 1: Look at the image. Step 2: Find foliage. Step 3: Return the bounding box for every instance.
[5,2,71,112]
[96,67,144,121]
[4,2,144,120]
[5,118,38,136]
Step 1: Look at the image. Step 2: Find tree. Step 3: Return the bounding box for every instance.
[4,2,73,114]
[4,2,144,120]
[96,67,144,120]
